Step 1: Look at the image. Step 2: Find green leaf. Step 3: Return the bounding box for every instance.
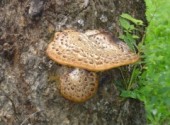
[121,90,138,99]
[132,35,139,39]
[119,18,131,30]
[119,34,126,41]
[121,13,143,25]
[129,25,135,31]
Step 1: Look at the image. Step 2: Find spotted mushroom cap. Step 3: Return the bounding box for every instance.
[46,29,139,71]
[59,68,98,103]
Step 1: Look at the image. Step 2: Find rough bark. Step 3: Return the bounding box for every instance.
[0,0,147,125]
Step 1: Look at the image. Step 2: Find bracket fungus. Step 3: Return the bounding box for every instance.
[46,29,139,103]
[60,68,98,102]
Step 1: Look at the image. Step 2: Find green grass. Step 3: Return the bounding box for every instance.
[119,0,170,124]
[118,1,170,124]
[139,0,170,124]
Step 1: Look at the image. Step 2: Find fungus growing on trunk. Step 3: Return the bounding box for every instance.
[46,29,139,102]
[59,68,98,103]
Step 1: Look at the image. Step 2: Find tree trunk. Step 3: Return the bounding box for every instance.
[0,0,147,125]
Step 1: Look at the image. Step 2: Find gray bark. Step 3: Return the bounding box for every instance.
[0,0,147,125]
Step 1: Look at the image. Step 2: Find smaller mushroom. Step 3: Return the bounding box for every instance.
[59,68,98,103]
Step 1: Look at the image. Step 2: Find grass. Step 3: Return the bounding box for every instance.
[139,0,170,124]
[119,0,170,124]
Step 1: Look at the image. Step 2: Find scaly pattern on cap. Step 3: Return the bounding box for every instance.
[46,29,139,71]
[59,68,98,103]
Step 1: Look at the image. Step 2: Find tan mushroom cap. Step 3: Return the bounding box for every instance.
[59,68,98,103]
[46,29,139,71]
